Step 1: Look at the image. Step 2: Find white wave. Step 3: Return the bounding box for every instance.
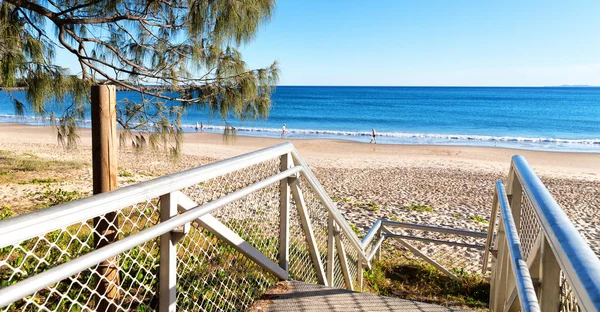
[2,113,598,146]
[179,124,600,145]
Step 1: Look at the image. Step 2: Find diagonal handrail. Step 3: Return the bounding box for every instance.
[0,142,376,309]
[0,143,296,248]
[510,156,600,310]
[0,164,303,307]
[495,180,540,312]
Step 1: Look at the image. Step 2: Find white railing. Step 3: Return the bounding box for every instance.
[359,217,488,284]
[486,156,600,312]
[1,144,598,311]
[0,143,368,311]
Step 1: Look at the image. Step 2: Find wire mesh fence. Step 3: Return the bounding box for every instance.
[517,182,583,311]
[0,198,163,311]
[519,193,542,261]
[374,226,486,275]
[560,271,582,312]
[0,150,365,311]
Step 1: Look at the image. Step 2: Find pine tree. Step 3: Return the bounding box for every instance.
[0,0,279,153]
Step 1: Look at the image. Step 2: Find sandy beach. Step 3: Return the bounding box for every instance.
[1,123,599,257]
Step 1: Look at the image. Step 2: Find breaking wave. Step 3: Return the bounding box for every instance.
[180,124,600,145]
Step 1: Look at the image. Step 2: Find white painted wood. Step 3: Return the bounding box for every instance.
[483,186,500,274]
[367,235,385,262]
[279,153,291,274]
[383,234,485,250]
[375,227,382,262]
[289,149,369,264]
[177,194,287,280]
[333,227,354,290]
[392,237,459,281]
[327,213,335,286]
[511,155,600,310]
[289,177,328,286]
[504,286,520,312]
[527,232,543,300]
[381,220,488,238]
[509,175,523,234]
[539,237,561,312]
[357,255,364,291]
[0,143,296,248]
[159,192,178,312]
[361,220,382,248]
[491,220,507,311]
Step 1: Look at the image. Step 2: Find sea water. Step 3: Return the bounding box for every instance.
[1,86,599,152]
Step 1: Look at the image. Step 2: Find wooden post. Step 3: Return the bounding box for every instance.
[539,237,561,311]
[278,153,291,276]
[91,84,120,311]
[326,212,335,286]
[160,192,178,312]
[509,175,523,233]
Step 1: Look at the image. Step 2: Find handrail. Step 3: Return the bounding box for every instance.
[0,143,296,248]
[0,142,374,309]
[289,148,370,264]
[495,180,540,312]
[0,165,303,307]
[380,220,488,238]
[361,220,382,248]
[511,156,600,310]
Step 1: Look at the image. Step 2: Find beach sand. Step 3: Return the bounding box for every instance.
[1,123,599,257]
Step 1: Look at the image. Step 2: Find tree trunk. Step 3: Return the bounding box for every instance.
[91,84,120,311]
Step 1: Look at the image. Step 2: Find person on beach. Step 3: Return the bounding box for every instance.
[195,122,199,132]
[200,122,204,133]
[370,128,377,144]
[282,124,287,135]
[170,123,175,134]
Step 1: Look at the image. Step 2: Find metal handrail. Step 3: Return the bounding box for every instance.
[495,180,540,312]
[0,143,296,247]
[289,148,369,263]
[0,142,373,308]
[0,165,303,307]
[511,156,600,310]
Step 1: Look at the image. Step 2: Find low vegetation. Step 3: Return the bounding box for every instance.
[18,178,59,185]
[469,215,488,224]
[364,251,489,310]
[405,204,434,212]
[331,196,352,203]
[348,222,363,236]
[118,167,134,178]
[0,206,12,220]
[0,150,87,184]
[27,187,86,209]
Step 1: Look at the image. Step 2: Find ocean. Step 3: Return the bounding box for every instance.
[1,86,599,152]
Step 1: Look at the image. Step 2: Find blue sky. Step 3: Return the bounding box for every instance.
[57,0,600,86]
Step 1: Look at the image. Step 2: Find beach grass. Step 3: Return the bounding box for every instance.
[404,204,434,213]
[364,250,489,310]
[0,150,87,184]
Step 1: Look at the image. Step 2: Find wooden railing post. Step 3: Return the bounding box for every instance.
[326,212,335,286]
[539,237,561,311]
[375,227,382,262]
[490,219,507,311]
[278,153,291,277]
[357,255,364,291]
[289,176,327,286]
[91,84,120,311]
[159,192,178,312]
[509,175,523,233]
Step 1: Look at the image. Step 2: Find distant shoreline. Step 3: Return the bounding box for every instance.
[1,122,600,182]
[0,119,599,154]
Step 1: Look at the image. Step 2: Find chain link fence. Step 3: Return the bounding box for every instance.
[0,146,365,311]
